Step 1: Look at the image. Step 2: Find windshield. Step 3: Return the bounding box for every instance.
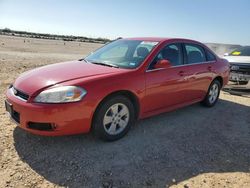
[85,39,159,69]
[229,46,250,56]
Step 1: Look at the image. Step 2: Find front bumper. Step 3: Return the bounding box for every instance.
[5,88,94,136]
[223,81,250,95]
[224,63,250,92]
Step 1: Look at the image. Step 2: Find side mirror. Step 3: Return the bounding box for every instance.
[154,59,171,69]
[224,53,229,56]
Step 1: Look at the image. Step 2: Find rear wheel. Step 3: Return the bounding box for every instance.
[92,96,135,141]
[202,79,221,107]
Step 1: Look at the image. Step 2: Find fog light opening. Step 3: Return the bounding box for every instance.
[27,122,55,131]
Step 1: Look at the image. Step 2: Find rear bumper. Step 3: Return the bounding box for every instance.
[5,88,94,136]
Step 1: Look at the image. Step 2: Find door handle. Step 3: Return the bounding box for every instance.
[208,66,212,71]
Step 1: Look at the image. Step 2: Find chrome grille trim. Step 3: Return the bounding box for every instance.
[10,87,29,101]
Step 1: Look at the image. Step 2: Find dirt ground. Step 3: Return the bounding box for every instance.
[0,35,250,188]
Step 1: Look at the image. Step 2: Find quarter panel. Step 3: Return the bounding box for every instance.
[63,70,146,119]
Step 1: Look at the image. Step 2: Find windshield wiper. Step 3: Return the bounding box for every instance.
[79,58,89,63]
[90,61,119,68]
[79,59,119,68]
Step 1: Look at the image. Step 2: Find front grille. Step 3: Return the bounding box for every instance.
[12,110,20,123]
[12,87,29,101]
[5,99,20,123]
[228,81,248,85]
[230,63,250,74]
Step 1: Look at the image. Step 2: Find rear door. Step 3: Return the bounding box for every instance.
[182,43,215,101]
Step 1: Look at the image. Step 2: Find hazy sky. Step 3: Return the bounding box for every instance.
[0,0,250,45]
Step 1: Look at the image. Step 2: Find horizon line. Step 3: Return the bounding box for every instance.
[0,27,243,46]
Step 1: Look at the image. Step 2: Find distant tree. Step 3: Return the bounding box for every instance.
[0,28,110,44]
[3,28,11,33]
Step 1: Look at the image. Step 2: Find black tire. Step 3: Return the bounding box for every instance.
[92,95,135,141]
[201,79,221,107]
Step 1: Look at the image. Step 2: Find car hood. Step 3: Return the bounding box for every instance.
[14,60,124,95]
[223,56,250,64]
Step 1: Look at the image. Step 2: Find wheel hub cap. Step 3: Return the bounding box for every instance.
[208,83,219,104]
[103,103,129,135]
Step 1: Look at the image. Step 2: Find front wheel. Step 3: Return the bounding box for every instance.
[202,80,221,107]
[92,96,135,141]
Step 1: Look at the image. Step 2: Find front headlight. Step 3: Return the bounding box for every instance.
[34,86,87,103]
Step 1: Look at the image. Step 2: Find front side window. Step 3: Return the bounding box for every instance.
[85,40,159,69]
[185,44,206,64]
[149,43,182,69]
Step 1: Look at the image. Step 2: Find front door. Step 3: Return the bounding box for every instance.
[144,43,189,113]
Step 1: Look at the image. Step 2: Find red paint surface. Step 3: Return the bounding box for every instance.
[6,38,229,136]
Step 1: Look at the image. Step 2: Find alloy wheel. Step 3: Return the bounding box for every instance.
[103,103,130,135]
[208,83,219,104]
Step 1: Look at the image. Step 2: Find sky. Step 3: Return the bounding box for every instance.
[0,0,250,45]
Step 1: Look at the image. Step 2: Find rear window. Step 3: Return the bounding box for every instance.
[230,46,250,56]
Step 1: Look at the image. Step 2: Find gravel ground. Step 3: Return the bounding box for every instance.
[0,35,250,188]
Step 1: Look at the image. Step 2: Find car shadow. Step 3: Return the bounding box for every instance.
[13,98,250,187]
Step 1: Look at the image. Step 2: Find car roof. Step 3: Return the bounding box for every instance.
[124,37,202,44]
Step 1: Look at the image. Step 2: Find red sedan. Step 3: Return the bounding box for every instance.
[5,38,229,141]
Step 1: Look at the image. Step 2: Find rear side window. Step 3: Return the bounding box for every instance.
[206,50,216,61]
[185,44,206,64]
